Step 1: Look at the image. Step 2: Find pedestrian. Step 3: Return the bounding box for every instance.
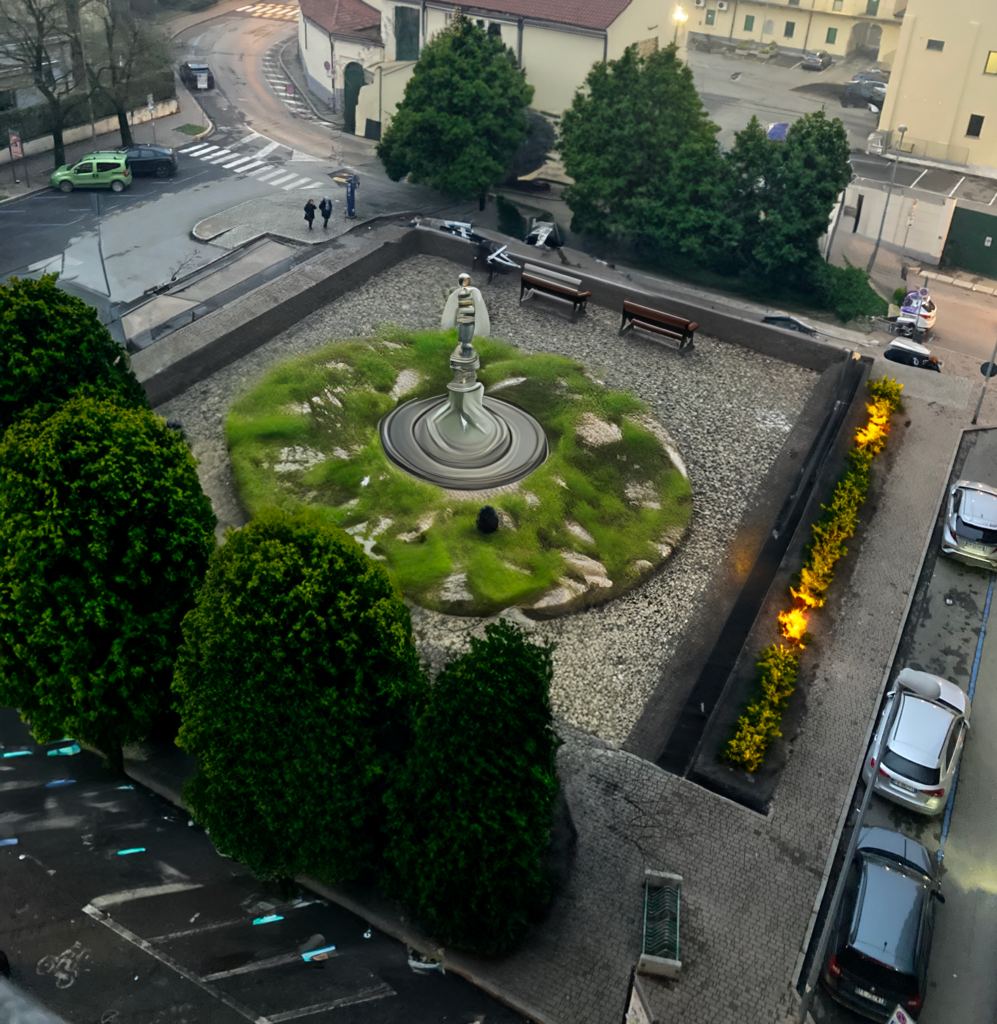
[319,196,332,230]
[304,199,316,231]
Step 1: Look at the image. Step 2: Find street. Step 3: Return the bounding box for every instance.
[0,708,527,1024]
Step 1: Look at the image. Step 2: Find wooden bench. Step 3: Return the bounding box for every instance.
[620,300,698,351]
[519,263,591,316]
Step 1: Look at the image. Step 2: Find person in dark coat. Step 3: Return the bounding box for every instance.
[319,196,332,229]
[304,199,316,231]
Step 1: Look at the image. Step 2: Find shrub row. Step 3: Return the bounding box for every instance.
[722,376,904,772]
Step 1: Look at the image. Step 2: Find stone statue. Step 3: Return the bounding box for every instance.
[441,272,491,337]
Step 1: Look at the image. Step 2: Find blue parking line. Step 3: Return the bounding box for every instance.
[938,572,995,864]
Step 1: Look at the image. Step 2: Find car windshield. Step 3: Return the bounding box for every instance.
[883,748,940,785]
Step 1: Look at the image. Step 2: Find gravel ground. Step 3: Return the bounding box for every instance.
[156,253,817,745]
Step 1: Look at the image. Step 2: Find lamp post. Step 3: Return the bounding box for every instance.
[672,5,688,44]
[866,123,907,275]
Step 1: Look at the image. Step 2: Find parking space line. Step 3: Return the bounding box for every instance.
[948,176,966,197]
[203,951,305,982]
[909,168,928,189]
[83,905,265,1024]
[147,916,247,943]
[264,985,395,1023]
[91,883,203,909]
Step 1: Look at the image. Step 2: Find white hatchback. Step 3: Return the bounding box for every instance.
[863,669,970,816]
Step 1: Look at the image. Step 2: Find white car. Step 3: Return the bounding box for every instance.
[942,480,997,570]
[863,669,970,816]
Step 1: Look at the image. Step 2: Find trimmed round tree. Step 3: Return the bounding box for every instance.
[173,508,425,882]
[377,13,533,198]
[384,620,560,955]
[0,275,148,431]
[0,394,216,769]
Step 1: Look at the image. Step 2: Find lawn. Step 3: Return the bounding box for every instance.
[226,328,692,616]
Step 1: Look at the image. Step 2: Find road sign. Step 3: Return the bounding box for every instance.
[147,93,155,114]
[981,362,996,378]
[886,1007,910,1024]
[285,83,295,96]
[8,129,23,159]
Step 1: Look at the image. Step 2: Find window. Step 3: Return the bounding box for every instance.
[96,161,118,172]
[73,162,93,173]
[788,0,799,5]
[985,51,997,74]
[476,18,484,27]
[394,5,420,60]
[784,20,795,37]
[832,0,843,9]
[487,22,502,37]
[0,90,15,112]
[705,9,715,24]
[744,14,755,30]
[826,26,838,43]
[967,114,985,138]
[865,0,879,14]
[926,38,944,51]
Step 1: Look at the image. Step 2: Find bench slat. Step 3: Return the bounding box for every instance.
[523,263,583,289]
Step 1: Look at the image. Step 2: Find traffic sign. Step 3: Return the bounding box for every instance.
[7,129,23,159]
[982,362,996,378]
[147,92,155,114]
[887,1007,909,1024]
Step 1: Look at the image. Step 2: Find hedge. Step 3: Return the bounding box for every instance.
[722,376,904,772]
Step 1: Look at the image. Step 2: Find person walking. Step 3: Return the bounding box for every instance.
[319,196,332,230]
[304,199,316,232]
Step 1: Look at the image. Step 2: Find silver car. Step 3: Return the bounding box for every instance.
[942,480,997,569]
[863,670,970,816]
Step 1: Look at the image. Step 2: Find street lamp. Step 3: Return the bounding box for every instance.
[672,5,688,44]
[866,123,908,275]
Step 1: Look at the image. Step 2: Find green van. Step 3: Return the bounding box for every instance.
[50,152,132,193]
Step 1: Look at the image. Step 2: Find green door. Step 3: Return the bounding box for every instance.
[942,207,997,278]
[343,62,364,135]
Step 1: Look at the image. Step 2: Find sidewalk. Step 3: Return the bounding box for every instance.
[0,82,209,204]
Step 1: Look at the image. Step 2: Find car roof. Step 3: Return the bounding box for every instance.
[856,826,932,878]
[955,483,997,528]
[890,693,955,767]
[850,856,927,974]
[77,152,126,160]
[886,338,932,356]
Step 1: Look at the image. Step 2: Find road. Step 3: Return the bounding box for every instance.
[811,428,997,1024]
[0,708,527,1024]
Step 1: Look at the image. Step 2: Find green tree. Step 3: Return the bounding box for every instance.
[748,110,851,286]
[0,276,148,432]
[0,394,216,770]
[173,508,425,883]
[559,44,728,263]
[384,620,560,955]
[377,13,533,198]
[718,115,779,272]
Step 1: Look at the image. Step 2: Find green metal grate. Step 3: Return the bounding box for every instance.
[642,879,680,962]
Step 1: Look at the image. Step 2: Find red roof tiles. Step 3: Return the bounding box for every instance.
[300,0,382,39]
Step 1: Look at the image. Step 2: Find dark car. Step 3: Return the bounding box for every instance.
[120,144,178,178]
[851,70,890,84]
[179,61,214,89]
[822,827,942,1021]
[883,339,941,371]
[763,314,817,336]
[842,81,887,108]
[802,49,832,71]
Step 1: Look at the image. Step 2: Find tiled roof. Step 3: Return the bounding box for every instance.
[300,0,382,39]
[437,0,633,31]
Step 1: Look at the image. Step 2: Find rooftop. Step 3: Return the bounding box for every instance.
[299,0,382,40]
[427,0,633,31]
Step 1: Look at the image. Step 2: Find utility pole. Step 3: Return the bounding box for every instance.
[866,124,907,276]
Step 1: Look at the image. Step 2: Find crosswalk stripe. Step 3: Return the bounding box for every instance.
[204,150,235,163]
[182,143,214,156]
[233,161,266,173]
[223,156,258,169]
[188,144,219,157]
[296,179,319,189]
[267,172,299,186]
[254,169,284,182]
[256,141,282,159]
[281,175,312,190]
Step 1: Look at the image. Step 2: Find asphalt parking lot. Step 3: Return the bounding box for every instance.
[850,154,997,208]
[813,427,997,1023]
[0,709,527,1024]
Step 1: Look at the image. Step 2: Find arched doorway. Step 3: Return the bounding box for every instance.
[343,62,364,134]
[850,22,882,61]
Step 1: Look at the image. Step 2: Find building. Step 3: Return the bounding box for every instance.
[297,0,712,139]
[687,0,905,67]
[878,0,997,171]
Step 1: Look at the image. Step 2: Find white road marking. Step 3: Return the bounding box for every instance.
[83,905,265,1024]
[223,156,259,170]
[91,883,203,910]
[204,150,236,164]
[147,916,247,943]
[232,161,266,174]
[281,176,312,190]
[202,952,304,982]
[182,144,214,156]
[256,140,282,159]
[267,172,299,187]
[189,145,220,157]
[296,180,320,189]
[909,168,928,189]
[948,175,966,197]
[265,986,395,1023]
[253,169,284,182]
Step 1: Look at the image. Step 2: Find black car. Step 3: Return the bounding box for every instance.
[842,81,887,108]
[121,144,178,178]
[883,339,941,371]
[823,827,942,1021]
[179,61,214,89]
[762,314,817,336]
[802,50,832,71]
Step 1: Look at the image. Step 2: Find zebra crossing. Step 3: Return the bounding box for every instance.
[180,137,328,193]
[262,41,327,124]
[235,2,299,20]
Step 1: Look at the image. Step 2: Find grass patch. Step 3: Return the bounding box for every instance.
[175,123,209,135]
[226,330,692,615]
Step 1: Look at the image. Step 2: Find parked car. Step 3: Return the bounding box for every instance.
[822,826,942,1020]
[883,338,941,371]
[762,314,817,336]
[851,70,890,84]
[179,61,214,89]
[766,122,790,141]
[842,81,887,108]
[942,480,997,569]
[862,667,970,816]
[802,49,832,71]
[121,144,179,178]
[50,152,131,193]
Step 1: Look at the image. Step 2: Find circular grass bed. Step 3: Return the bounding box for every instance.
[226,329,692,617]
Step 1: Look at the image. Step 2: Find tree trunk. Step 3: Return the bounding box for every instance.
[117,106,133,147]
[63,0,89,92]
[51,121,66,170]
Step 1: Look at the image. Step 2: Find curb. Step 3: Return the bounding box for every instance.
[0,184,51,205]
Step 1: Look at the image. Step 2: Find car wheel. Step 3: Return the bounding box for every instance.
[840,98,849,107]
[110,180,125,193]
[155,163,170,178]
[59,180,73,193]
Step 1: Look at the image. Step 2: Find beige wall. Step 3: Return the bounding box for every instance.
[299,17,384,108]
[843,183,955,263]
[881,0,997,169]
[355,60,416,134]
[521,26,604,114]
